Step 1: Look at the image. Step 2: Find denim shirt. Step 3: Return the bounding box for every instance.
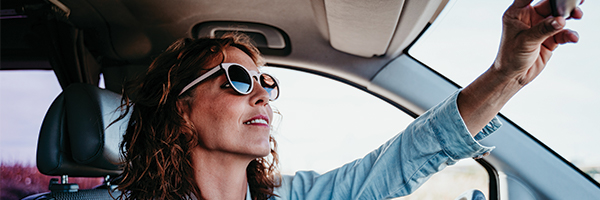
[270,90,501,200]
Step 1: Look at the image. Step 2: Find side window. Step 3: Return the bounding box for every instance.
[264,67,412,173]
[264,67,489,198]
[0,70,103,199]
[396,159,489,199]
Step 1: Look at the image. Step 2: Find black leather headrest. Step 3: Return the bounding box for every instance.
[37,83,129,177]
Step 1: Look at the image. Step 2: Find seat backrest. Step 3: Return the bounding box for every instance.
[25,83,129,199]
[37,83,129,177]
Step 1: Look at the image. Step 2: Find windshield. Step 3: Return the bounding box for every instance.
[409,0,600,182]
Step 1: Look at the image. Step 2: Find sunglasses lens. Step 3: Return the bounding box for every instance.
[260,74,279,100]
[228,65,252,93]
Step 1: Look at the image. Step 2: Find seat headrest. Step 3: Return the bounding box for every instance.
[37,83,130,177]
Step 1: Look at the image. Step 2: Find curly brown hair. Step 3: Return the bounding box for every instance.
[116,34,280,200]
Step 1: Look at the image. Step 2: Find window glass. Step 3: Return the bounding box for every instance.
[264,67,488,198]
[0,68,491,198]
[409,0,600,182]
[263,67,412,174]
[0,70,61,164]
[397,159,488,200]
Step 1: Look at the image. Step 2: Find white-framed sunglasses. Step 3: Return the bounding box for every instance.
[179,63,280,100]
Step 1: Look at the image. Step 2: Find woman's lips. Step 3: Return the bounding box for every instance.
[243,115,270,127]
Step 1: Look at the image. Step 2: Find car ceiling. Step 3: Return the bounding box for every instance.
[1,0,447,93]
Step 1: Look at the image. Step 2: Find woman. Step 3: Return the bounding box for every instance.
[117,35,279,199]
[116,0,583,199]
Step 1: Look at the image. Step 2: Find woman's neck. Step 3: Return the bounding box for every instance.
[191,148,252,200]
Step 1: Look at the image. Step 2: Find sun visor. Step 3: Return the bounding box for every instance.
[325,0,405,57]
[325,0,448,58]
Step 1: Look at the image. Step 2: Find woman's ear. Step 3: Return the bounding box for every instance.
[177,99,192,124]
[177,98,199,147]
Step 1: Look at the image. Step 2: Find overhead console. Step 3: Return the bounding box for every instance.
[193,21,291,56]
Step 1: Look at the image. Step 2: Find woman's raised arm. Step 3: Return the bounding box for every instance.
[457,0,583,136]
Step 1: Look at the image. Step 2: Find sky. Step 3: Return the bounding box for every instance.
[1,0,598,176]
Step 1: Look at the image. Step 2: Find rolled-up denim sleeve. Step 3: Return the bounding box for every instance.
[273,89,501,200]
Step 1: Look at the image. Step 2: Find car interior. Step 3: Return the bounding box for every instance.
[2,0,599,199]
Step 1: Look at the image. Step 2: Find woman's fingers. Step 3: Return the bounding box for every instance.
[542,29,578,51]
[556,29,580,44]
[568,6,584,19]
[523,16,566,45]
[532,0,554,17]
[512,0,535,8]
[532,0,584,19]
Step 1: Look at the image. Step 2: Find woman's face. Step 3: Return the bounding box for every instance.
[183,47,273,158]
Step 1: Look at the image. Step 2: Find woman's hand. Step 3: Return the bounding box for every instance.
[494,0,583,85]
[458,0,583,136]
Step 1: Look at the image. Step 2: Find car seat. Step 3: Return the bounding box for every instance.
[22,83,130,200]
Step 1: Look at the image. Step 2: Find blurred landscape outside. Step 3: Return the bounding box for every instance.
[1,164,103,199]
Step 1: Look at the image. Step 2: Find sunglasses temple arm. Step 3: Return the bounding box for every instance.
[179,66,221,96]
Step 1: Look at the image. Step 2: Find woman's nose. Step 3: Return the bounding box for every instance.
[250,79,270,106]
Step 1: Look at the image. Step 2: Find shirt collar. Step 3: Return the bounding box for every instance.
[246,183,252,200]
